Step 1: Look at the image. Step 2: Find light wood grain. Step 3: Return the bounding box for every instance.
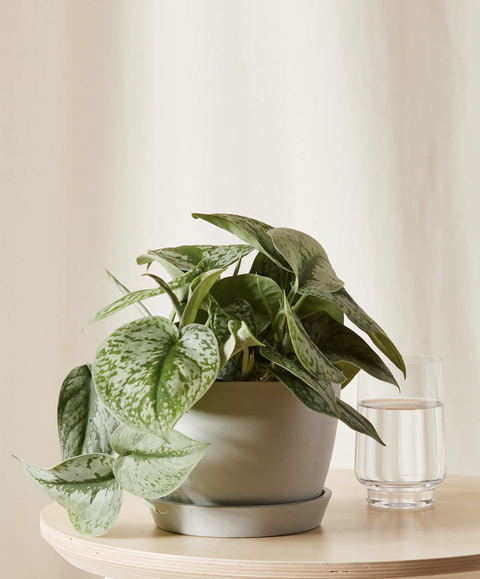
[40,470,480,579]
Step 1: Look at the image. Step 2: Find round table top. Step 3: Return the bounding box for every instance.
[40,470,480,579]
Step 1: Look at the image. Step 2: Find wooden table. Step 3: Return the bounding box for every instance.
[40,470,480,579]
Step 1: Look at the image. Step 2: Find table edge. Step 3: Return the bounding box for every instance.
[40,509,480,579]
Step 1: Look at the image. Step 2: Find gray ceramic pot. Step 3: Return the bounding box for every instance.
[151,380,339,537]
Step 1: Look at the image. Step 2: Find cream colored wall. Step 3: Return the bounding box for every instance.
[2,1,480,578]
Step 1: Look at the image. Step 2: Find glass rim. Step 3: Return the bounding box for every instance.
[386,354,441,366]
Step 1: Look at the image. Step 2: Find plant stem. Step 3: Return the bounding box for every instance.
[292,295,307,312]
[233,256,242,276]
[241,347,250,380]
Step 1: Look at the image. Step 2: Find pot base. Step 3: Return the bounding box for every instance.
[150,488,332,538]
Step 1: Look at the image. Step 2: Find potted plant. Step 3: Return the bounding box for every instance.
[16,213,404,538]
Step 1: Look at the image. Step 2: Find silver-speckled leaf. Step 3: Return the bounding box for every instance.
[111,426,209,499]
[268,368,384,445]
[138,244,253,272]
[208,298,257,347]
[260,345,339,416]
[301,311,398,388]
[15,454,122,536]
[297,287,406,377]
[220,320,264,367]
[192,213,291,270]
[269,227,344,293]
[93,317,220,440]
[250,252,296,292]
[104,269,151,317]
[57,364,119,460]
[210,274,282,333]
[293,294,344,324]
[284,298,345,386]
[87,259,210,326]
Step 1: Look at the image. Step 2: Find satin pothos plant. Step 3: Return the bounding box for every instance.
[16,213,405,536]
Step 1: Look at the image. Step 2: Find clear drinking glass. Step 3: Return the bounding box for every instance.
[355,355,446,509]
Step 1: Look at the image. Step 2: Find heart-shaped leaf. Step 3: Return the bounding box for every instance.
[57,364,119,460]
[284,297,345,386]
[87,258,210,326]
[210,274,282,333]
[15,454,122,536]
[297,287,406,377]
[301,311,398,388]
[269,227,344,293]
[193,213,291,270]
[138,244,253,272]
[260,345,339,416]
[93,317,220,440]
[268,368,384,445]
[111,426,209,499]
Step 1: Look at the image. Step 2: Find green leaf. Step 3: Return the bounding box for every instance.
[143,272,183,319]
[210,274,282,333]
[93,317,220,440]
[138,244,253,272]
[104,268,151,317]
[192,213,291,270]
[260,345,339,416]
[268,227,344,293]
[208,297,257,347]
[57,364,119,460]
[297,287,406,377]
[267,368,385,445]
[335,361,361,389]
[15,454,122,536]
[284,297,345,386]
[219,320,264,367]
[293,294,344,324]
[87,258,210,326]
[250,252,295,292]
[301,311,399,388]
[179,267,226,330]
[111,426,209,499]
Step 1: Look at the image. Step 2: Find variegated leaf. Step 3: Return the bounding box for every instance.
[104,269,151,317]
[179,267,226,329]
[219,320,264,367]
[208,298,257,347]
[284,297,345,386]
[297,287,406,377]
[87,258,210,326]
[138,244,253,272]
[93,317,220,440]
[260,345,339,416]
[293,294,344,324]
[57,364,119,460]
[15,454,122,536]
[268,368,384,445]
[250,252,296,292]
[224,299,257,334]
[210,274,282,333]
[192,213,291,270]
[269,227,344,293]
[301,311,398,388]
[111,426,209,499]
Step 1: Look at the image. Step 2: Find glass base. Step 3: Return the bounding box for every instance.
[365,483,436,509]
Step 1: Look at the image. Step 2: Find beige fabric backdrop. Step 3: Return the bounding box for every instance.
[1,1,479,577]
